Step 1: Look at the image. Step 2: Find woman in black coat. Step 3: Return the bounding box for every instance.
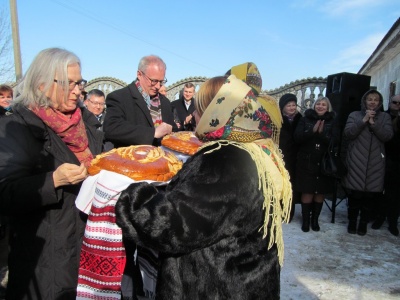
[0,84,13,117]
[294,97,339,232]
[279,93,302,222]
[0,48,103,299]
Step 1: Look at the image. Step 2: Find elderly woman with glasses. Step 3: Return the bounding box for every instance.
[0,48,104,299]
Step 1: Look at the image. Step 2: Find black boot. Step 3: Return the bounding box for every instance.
[371,215,385,230]
[301,203,312,232]
[387,199,399,236]
[357,221,367,236]
[357,206,370,236]
[311,202,323,232]
[347,207,359,234]
[289,201,295,223]
[388,220,399,236]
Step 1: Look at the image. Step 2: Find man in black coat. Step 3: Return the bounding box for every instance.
[171,82,196,131]
[84,89,106,130]
[103,55,177,147]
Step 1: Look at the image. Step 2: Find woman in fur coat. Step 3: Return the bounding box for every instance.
[115,75,292,299]
[294,97,339,232]
[342,89,393,236]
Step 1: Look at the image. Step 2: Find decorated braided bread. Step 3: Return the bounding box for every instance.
[88,145,183,182]
[161,131,203,155]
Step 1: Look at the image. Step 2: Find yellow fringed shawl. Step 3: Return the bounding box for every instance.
[199,139,292,266]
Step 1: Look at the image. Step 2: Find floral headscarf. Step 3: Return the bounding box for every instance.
[226,62,282,144]
[195,75,291,266]
[226,62,262,96]
[196,75,274,142]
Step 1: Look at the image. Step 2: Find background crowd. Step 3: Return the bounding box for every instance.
[0,48,399,299]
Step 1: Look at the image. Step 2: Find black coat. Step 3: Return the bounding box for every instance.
[383,110,400,188]
[294,109,339,194]
[279,113,302,181]
[170,97,196,131]
[0,104,103,300]
[116,144,280,300]
[103,82,178,147]
[0,106,12,117]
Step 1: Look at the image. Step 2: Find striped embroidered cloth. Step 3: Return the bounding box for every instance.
[76,170,163,299]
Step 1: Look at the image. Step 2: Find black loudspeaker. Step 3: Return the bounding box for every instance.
[326,72,371,128]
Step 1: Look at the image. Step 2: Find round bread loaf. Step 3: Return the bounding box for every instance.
[87,145,183,181]
[161,131,203,155]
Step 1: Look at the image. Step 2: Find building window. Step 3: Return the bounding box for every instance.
[390,81,396,97]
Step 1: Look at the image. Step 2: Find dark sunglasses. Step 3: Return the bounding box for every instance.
[392,101,400,105]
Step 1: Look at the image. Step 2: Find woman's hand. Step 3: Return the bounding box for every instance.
[53,163,88,188]
[318,120,324,133]
[363,110,376,124]
[313,120,324,133]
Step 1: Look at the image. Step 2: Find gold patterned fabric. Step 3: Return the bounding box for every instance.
[227,62,262,96]
[227,62,282,144]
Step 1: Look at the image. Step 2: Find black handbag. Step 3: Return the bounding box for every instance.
[320,142,347,179]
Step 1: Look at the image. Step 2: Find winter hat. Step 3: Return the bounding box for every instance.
[279,93,297,110]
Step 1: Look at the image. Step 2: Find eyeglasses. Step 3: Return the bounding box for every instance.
[87,99,106,107]
[392,101,400,105]
[54,79,87,90]
[140,71,167,86]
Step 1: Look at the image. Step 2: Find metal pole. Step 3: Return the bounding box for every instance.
[9,0,22,81]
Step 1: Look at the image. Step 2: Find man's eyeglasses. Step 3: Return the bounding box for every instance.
[54,79,87,90]
[140,71,167,86]
[87,99,106,107]
[392,100,400,105]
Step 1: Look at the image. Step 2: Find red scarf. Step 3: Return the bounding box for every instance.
[32,107,93,167]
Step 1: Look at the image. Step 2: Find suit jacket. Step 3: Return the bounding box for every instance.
[171,97,196,131]
[103,82,177,147]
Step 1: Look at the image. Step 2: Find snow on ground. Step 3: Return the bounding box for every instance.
[281,199,400,300]
[1,197,399,300]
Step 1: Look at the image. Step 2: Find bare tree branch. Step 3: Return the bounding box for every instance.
[0,5,15,84]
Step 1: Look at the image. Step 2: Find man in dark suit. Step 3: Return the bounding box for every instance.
[171,82,196,131]
[84,89,106,130]
[103,55,177,147]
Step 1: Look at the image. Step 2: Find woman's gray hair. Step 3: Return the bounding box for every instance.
[312,96,333,112]
[14,48,81,108]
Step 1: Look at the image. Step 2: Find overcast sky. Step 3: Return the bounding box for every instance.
[1,0,399,91]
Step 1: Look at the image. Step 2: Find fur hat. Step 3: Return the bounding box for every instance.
[279,93,297,110]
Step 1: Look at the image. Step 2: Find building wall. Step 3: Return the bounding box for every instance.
[369,51,400,109]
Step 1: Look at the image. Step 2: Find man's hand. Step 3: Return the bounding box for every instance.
[53,163,87,188]
[184,114,193,125]
[154,122,172,138]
